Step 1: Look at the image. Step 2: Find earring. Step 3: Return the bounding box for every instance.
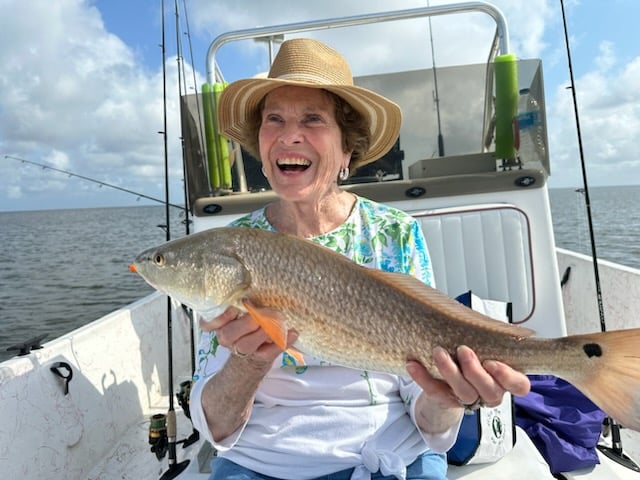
[338,167,349,181]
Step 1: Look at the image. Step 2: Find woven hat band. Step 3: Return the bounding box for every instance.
[274,72,353,86]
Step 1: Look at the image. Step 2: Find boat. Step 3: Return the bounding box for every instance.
[1,2,639,479]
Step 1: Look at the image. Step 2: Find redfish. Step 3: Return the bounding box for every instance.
[131,227,640,431]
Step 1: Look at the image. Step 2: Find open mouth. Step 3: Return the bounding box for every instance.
[276,158,311,173]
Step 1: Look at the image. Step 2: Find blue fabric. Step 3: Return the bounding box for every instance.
[208,451,447,480]
[514,375,606,474]
[454,291,472,308]
[446,411,480,465]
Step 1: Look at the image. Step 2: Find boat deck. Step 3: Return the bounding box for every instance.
[89,406,640,480]
[88,403,206,480]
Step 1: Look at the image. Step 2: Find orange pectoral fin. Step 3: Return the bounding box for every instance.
[285,347,305,365]
[242,299,288,350]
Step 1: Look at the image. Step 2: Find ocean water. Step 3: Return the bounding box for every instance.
[0,205,188,362]
[548,185,640,268]
[0,185,638,362]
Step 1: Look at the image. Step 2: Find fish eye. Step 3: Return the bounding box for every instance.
[153,254,166,266]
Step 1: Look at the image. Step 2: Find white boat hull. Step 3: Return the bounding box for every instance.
[0,293,195,479]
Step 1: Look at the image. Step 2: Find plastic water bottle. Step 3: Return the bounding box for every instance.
[516,88,545,165]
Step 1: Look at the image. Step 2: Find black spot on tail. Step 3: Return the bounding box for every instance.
[583,343,603,358]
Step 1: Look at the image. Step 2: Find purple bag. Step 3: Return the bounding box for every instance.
[515,375,606,474]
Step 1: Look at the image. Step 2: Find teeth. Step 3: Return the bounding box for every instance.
[277,158,311,167]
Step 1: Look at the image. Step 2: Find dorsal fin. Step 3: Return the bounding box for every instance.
[366,269,535,338]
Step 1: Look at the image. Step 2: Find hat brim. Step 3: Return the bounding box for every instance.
[216,78,402,170]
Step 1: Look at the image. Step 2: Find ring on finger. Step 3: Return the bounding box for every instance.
[460,397,484,414]
[232,344,248,358]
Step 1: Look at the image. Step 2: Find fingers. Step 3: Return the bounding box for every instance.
[198,306,261,347]
[211,311,264,354]
[483,359,531,397]
[230,325,272,356]
[454,346,505,407]
[433,346,487,406]
[416,345,531,410]
[199,305,299,364]
[199,306,243,332]
[406,359,461,410]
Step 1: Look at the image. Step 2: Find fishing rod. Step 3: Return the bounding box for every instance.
[173,0,191,238]
[559,0,639,472]
[4,154,184,210]
[172,0,199,449]
[158,0,189,478]
[179,0,200,380]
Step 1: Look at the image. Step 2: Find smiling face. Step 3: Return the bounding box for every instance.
[258,86,352,204]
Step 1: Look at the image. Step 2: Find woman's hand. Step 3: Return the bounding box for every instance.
[406,345,530,434]
[200,305,297,366]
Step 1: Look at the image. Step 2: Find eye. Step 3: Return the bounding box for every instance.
[153,254,166,266]
[263,113,283,124]
[303,114,324,125]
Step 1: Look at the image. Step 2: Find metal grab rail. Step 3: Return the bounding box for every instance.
[205,1,510,84]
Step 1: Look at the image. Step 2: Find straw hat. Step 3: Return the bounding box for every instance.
[216,37,402,169]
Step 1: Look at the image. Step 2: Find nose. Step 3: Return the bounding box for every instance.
[278,121,303,145]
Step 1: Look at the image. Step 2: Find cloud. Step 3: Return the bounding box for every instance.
[44,150,71,170]
[594,40,616,71]
[545,29,640,187]
[6,184,22,200]
[0,0,192,209]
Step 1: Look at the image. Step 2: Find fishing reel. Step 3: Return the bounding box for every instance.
[176,379,200,448]
[149,413,168,460]
[176,380,193,420]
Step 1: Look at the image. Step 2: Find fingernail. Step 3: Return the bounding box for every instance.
[483,360,497,371]
[433,346,446,356]
[405,361,418,375]
[433,346,451,360]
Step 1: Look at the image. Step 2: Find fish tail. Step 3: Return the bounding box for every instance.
[564,328,640,431]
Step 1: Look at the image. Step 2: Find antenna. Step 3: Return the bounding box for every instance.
[427,0,445,157]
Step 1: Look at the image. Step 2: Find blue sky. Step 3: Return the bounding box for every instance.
[0,0,638,211]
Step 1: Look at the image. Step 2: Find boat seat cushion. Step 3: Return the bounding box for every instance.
[414,204,533,323]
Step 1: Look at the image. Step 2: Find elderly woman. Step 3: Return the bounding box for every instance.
[189,38,530,480]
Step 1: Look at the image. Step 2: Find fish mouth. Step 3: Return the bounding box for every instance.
[276,157,311,173]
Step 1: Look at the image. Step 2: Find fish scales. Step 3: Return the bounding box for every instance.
[132,226,640,431]
[209,227,569,375]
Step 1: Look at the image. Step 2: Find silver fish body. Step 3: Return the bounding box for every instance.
[132,226,640,431]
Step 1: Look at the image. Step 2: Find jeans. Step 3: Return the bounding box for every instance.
[208,451,447,480]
